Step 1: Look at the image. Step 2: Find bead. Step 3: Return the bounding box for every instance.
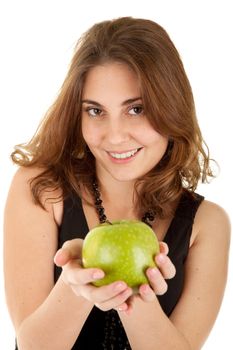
[92,181,98,189]
[95,198,102,205]
[100,215,107,223]
[93,190,100,197]
[97,206,104,212]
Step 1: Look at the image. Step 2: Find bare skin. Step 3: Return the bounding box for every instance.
[4,62,231,349]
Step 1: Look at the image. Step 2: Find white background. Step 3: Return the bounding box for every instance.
[0,0,232,349]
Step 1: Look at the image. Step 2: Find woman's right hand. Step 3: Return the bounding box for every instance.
[54,239,133,312]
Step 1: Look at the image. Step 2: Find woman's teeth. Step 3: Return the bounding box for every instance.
[109,148,140,159]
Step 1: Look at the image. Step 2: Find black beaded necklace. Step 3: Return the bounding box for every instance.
[92,178,155,349]
[92,178,155,227]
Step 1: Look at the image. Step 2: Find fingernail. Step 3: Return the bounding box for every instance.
[54,250,63,264]
[149,267,159,276]
[118,305,127,311]
[93,271,104,280]
[142,285,150,294]
[54,249,61,258]
[114,282,126,291]
[156,254,166,263]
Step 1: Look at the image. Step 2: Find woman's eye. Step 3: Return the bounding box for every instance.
[128,105,144,116]
[86,107,102,117]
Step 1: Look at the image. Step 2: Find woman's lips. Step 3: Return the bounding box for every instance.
[107,147,143,163]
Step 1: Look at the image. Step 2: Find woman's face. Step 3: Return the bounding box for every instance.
[81,62,168,183]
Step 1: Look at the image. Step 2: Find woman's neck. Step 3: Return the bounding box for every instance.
[99,177,136,204]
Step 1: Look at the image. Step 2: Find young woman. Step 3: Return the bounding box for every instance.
[4,17,230,349]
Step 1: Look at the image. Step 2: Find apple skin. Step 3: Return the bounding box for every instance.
[82,220,160,292]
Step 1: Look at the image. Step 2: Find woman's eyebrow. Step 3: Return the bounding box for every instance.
[81,97,142,107]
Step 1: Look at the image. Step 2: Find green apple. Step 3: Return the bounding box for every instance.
[82,220,160,292]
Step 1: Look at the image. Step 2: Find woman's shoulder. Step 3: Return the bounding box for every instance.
[8,166,64,223]
[12,165,43,180]
[8,166,45,202]
[192,198,231,246]
[11,165,51,188]
[196,199,230,227]
[11,165,60,195]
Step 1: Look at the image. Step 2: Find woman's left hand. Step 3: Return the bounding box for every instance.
[139,242,176,302]
[116,242,176,313]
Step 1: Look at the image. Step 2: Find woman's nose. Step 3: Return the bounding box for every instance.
[106,119,130,145]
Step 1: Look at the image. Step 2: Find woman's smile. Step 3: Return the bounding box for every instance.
[107,147,143,163]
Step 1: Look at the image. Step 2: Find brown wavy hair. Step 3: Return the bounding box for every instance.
[11,17,214,218]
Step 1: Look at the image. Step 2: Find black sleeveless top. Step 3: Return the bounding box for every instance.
[52,190,204,350]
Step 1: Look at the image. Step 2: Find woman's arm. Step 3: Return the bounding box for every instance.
[4,167,93,350]
[118,200,231,350]
[4,167,134,349]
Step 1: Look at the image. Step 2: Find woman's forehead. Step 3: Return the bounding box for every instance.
[82,62,141,103]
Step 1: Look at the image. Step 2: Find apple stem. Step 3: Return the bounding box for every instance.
[106,220,113,225]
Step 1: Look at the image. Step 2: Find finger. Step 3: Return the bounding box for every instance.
[54,239,83,266]
[120,296,134,315]
[155,254,176,279]
[95,286,133,311]
[159,241,169,255]
[146,267,168,295]
[123,296,134,315]
[92,281,129,304]
[139,284,157,302]
[54,249,70,266]
[77,281,129,307]
[63,260,105,285]
[115,302,129,312]
[114,294,135,313]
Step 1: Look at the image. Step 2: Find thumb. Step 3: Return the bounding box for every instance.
[54,238,83,267]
